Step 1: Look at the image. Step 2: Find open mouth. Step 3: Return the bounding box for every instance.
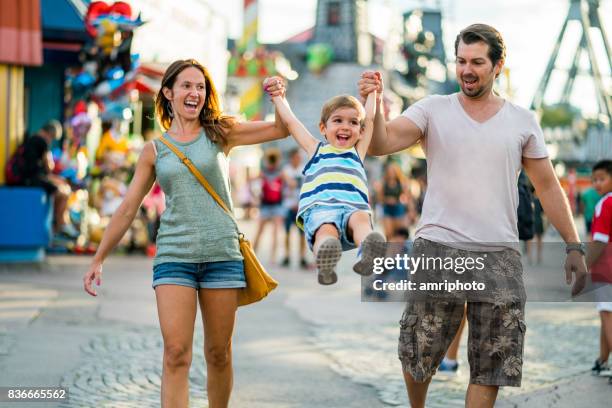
[336,134,351,144]
[184,100,199,112]
[463,77,478,89]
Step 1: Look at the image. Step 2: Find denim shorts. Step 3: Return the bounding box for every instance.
[383,203,406,218]
[260,203,285,219]
[152,261,246,290]
[302,205,371,251]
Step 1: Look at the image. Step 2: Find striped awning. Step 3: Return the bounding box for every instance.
[0,0,43,66]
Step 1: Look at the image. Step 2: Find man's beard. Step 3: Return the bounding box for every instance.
[461,79,492,98]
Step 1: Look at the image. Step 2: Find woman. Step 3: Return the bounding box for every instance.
[83,59,287,407]
[253,148,284,264]
[379,162,412,238]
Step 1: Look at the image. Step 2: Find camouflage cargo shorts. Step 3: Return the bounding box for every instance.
[398,238,527,387]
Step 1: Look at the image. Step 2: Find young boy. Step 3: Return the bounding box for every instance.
[264,80,385,285]
[587,160,612,382]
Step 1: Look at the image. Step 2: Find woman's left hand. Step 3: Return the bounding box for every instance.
[263,76,286,99]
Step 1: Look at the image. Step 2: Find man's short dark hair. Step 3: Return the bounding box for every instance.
[455,23,506,67]
[40,120,62,140]
[593,160,612,176]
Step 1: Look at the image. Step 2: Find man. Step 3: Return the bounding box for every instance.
[20,121,74,236]
[358,24,587,408]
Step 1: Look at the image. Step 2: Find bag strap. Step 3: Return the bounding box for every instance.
[158,135,243,235]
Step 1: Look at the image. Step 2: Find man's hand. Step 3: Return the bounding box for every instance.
[565,251,588,296]
[358,71,383,106]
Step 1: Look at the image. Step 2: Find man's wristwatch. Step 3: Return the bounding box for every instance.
[566,242,586,255]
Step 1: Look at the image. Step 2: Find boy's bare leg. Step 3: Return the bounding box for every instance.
[403,372,431,408]
[313,224,340,252]
[465,384,499,408]
[349,211,386,276]
[347,211,373,247]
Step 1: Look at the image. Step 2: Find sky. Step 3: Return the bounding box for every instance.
[209,0,612,116]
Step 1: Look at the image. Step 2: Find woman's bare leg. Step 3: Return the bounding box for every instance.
[156,285,198,408]
[199,288,239,408]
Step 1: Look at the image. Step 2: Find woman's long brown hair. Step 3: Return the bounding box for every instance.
[155,59,235,146]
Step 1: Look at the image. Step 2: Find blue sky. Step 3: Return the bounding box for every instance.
[210,0,611,116]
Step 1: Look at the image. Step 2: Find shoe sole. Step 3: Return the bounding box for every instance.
[353,232,386,276]
[316,238,342,285]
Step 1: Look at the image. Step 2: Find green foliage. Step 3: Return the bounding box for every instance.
[307,43,334,74]
[540,104,576,128]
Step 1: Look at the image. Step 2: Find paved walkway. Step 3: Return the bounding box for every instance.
[0,220,610,407]
[0,254,383,408]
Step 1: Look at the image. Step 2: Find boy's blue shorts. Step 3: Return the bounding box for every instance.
[301,205,371,251]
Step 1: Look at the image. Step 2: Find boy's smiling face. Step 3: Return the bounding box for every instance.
[592,169,612,196]
[319,107,363,149]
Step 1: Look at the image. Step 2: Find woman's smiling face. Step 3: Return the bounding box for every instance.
[164,67,207,121]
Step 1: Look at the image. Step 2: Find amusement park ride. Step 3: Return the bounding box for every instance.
[532,0,611,126]
[531,0,611,162]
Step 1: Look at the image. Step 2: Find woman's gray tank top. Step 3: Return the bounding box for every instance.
[153,132,242,265]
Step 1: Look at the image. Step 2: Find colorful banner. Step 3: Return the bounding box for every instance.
[239,0,258,53]
[239,79,263,120]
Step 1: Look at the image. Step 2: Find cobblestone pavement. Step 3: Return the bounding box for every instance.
[0,249,383,408]
[58,329,207,408]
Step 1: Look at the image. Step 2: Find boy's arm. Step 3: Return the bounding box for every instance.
[271,96,319,157]
[587,199,611,266]
[356,91,376,160]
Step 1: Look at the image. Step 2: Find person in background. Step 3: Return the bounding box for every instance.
[96,120,130,172]
[527,192,546,265]
[379,161,411,238]
[11,121,76,237]
[586,160,612,383]
[581,184,602,236]
[281,148,309,269]
[253,148,285,264]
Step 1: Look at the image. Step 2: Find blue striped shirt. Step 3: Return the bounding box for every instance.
[297,143,370,229]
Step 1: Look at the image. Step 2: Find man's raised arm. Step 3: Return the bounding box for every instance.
[358,71,423,156]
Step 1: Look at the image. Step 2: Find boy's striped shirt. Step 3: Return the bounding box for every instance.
[297,143,370,229]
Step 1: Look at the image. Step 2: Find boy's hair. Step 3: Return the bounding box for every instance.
[593,160,612,176]
[320,95,365,125]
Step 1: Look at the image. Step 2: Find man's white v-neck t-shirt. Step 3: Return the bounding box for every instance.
[402,93,548,250]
